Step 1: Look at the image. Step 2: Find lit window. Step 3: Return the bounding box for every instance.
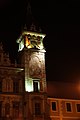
[66,103,72,112]
[76,104,80,112]
[52,102,57,111]
[35,103,41,115]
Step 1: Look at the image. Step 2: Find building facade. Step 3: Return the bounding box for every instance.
[0,27,80,120]
[0,27,49,120]
[48,98,80,120]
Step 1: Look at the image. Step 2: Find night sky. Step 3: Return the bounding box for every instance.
[0,0,80,83]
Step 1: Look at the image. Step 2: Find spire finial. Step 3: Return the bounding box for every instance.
[26,0,32,16]
[23,0,42,32]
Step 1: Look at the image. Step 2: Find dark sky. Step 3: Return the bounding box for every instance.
[0,0,80,82]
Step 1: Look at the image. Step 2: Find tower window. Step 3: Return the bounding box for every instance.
[52,102,57,111]
[35,103,41,115]
[76,104,80,112]
[33,81,38,92]
[33,80,40,92]
[66,103,72,112]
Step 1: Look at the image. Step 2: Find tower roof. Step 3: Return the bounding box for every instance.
[23,1,42,33]
[17,1,46,52]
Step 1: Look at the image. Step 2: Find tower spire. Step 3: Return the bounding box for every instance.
[23,0,41,32]
[23,0,33,31]
[26,1,32,17]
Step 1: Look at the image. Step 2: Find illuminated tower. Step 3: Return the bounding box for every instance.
[17,28,47,93]
[17,26,48,120]
[16,2,48,120]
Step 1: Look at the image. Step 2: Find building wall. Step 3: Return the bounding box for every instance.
[0,68,24,120]
[48,98,80,120]
[0,43,24,120]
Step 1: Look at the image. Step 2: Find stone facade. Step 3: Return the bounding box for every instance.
[0,29,80,120]
[0,30,49,120]
[0,43,24,120]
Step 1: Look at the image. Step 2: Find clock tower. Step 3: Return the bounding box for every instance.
[17,26,49,120]
[17,29,47,93]
[16,2,49,120]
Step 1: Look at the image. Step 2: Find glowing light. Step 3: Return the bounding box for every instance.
[26,85,32,92]
[25,36,30,47]
[25,79,33,92]
[18,39,24,51]
[22,31,46,39]
[17,31,46,51]
[38,42,44,49]
[25,78,40,92]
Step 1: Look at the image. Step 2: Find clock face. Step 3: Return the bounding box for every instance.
[29,56,41,77]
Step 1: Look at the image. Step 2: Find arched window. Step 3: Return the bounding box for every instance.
[5,103,10,117]
[13,81,19,93]
[33,79,40,92]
